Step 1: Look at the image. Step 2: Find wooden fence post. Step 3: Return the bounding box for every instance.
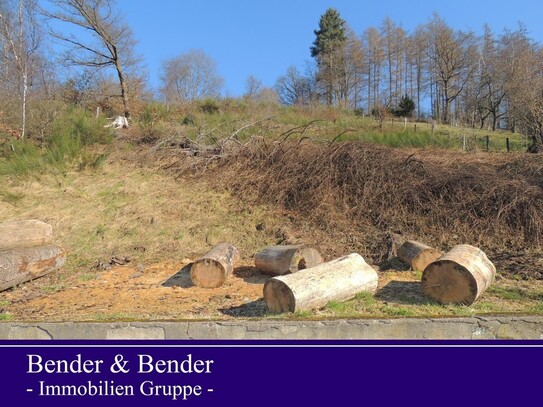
[485,135,490,151]
[506,138,510,152]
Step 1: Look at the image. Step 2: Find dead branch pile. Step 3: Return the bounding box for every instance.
[213,140,543,254]
[143,123,543,278]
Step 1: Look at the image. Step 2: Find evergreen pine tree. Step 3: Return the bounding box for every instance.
[394,95,416,117]
[310,8,347,106]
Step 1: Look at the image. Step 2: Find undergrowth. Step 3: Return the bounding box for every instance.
[198,140,543,279]
[0,109,113,176]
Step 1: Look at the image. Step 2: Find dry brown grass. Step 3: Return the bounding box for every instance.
[3,138,543,321]
[176,140,543,279]
[0,153,296,279]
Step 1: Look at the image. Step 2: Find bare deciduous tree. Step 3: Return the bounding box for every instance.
[500,27,543,151]
[160,49,223,103]
[381,17,407,108]
[254,87,279,104]
[243,74,262,100]
[341,28,365,109]
[0,0,41,138]
[363,26,384,113]
[275,65,314,106]
[42,0,139,119]
[425,15,478,124]
[409,26,428,119]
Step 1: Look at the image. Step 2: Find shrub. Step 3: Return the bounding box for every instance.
[0,108,113,175]
[138,103,170,136]
[50,109,113,147]
[0,141,46,175]
[353,108,365,117]
[393,95,416,118]
[199,98,220,115]
[181,115,196,126]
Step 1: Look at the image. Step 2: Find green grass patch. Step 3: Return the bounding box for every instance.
[381,305,417,317]
[291,310,313,318]
[529,303,543,313]
[488,286,524,301]
[0,141,49,175]
[326,300,350,313]
[130,101,525,152]
[450,306,475,317]
[0,313,13,321]
[354,291,376,304]
[341,129,458,149]
[472,301,504,313]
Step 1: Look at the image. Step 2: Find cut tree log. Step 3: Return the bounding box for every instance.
[254,244,323,276]
[0,220,53,251]
[421,244,496,305]
[397,240,442,272]
[263,253,378,313]
[190,243,240,288]
[0,245,66,291]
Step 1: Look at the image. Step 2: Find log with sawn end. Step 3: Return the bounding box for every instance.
[190,243,240,288]
[254,244,323,276]
[421,244,496,305]
[0,245,66,291]
[263,253,378,313]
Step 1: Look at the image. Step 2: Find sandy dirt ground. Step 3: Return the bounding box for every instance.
[2,257,422,321]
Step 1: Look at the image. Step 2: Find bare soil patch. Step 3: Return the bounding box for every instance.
[3,261,268,321]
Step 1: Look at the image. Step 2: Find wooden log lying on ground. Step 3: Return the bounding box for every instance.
[190,243,240,288]
[0,220,53,251]
[0,245,66,291]
[421,244,496,305]
[254,244,323,276]
[397,240,442,272]
[263,253,378,313]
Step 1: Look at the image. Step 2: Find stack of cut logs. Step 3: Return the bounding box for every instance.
[397,240,496,305]
[189,242,379,313]
[0,218,496,312]
[189,238,496,313]
[0,220,66,292]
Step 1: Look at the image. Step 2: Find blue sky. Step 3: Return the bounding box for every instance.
[116,0,543,97]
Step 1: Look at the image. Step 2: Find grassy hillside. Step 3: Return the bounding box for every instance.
[0,102,541,321]
[132,100,526,151]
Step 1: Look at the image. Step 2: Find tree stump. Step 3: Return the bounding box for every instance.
[421,244,496,305]
[397,240,442,272]
[0,220,53,251]
[254,244,323,276]
[263,253,378,313]
[0,245,66,291]
[190,243,240,288]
